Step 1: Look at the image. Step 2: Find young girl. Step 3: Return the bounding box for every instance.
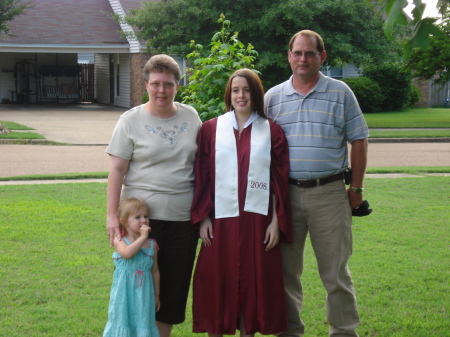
[103,198,160,337]
[191,69,292,336]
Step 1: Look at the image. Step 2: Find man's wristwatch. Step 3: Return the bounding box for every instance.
[350,186,364,193]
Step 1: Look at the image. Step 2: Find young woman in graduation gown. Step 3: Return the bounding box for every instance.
[191,68,292,336]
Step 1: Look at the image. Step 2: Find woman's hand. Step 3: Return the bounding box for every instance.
[264,219,280,251]
[106,214,122,247]
[199,216,213,246]
[106,155,130,247]
[264,194,280,251]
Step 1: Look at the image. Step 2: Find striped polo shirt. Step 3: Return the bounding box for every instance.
[264,73,369,180]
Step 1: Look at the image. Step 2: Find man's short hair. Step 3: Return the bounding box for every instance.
[289,30,325,53]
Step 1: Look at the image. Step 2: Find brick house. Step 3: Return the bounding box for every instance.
[0,0,182,109]
[413,77,450,108]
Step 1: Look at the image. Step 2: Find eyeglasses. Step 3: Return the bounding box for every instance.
[290,51,320,59]
[147,82,177,89]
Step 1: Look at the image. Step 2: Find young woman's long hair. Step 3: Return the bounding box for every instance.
[224,68,267,119]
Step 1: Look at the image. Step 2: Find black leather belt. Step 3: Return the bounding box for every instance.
[288,172,344,188]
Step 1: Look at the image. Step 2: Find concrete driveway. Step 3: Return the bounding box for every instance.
[0,103,124,145]
[0,103,449,178]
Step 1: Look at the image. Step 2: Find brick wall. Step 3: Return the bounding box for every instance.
[413,78,430,108]
[129,53,152,108]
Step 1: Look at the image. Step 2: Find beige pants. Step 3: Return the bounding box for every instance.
[279,180,360,337]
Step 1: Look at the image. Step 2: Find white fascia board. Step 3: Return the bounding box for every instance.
[108,0,141,53]
[0,44,130,54]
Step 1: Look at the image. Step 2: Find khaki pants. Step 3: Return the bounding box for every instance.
[279,180,360,337]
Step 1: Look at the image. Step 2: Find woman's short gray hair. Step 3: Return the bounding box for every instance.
[142,54,181,83]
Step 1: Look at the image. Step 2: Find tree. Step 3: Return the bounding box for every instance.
[406,11,450,83]
[122,0,399,87]
[0,0,33,39]
[379,0,449,57]
[181,15,259,121]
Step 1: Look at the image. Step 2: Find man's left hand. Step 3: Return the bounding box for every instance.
[347,188,363,209]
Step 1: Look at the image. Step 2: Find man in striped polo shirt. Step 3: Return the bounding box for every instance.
[265,30,369,337]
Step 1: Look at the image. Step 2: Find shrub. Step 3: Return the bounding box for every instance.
[409,84,421,106]
[342,76,385,113]
[180,14,259,121]
[175,86,188,103]
[141,91,148,104]
[363,63,413,111]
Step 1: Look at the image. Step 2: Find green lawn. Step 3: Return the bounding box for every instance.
[0,121,43,140]
[369,129,450,138]
[0,131,45,139]
[363,107,450,128]
[1,178,449,336]
[0,121,34,130]
[1,167,450,182]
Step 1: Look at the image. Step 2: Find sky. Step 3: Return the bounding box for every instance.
[405,0,440,18]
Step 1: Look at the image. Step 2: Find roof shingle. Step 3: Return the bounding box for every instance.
[2,0,145,46]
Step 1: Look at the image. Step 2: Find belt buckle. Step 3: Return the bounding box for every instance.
[296,179,305,188]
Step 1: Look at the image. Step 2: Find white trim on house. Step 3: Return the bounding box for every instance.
[95,54,110,105]
[114,53,131,108]
[108,0,142,53]
[0,44,130,54]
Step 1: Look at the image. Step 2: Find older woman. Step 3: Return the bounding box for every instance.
[106,54,202,337]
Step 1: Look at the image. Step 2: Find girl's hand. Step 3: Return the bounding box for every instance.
[199,217,213,246]
[264,220,280,251]
[155,296,161,312]
[139,224,151,237]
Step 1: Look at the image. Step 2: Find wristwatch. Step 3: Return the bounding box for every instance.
[350,186,364,193]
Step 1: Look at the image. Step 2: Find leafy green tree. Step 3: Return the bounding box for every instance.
[0,0,33,38]
[123,0,398,87]
[181,15,259,121]
[406,11,450,84]
[378,0,448,57]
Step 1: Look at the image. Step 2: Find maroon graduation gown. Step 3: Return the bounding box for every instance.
[191,117,292,335]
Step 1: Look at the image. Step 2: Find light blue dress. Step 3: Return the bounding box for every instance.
[103,238,159,337]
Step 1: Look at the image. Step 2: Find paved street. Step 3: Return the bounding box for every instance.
[1,104,449,179]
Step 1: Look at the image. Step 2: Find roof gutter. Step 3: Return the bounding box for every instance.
[0,44,130,54]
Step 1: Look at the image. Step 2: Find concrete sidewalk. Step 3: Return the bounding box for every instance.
[1,103,449,179]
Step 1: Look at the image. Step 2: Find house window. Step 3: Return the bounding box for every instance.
[321,66,343,79]
[116,54,120,96]
[330,67,343,78]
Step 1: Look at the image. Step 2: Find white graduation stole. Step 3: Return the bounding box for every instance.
[215,112,271,218]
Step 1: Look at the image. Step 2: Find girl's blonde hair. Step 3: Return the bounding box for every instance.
[117,198,150,234]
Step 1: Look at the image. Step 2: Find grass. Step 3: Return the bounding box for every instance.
[365,166,450,174]
[0,131,45,139]
[369,129,450,138]
[1,167,449,182]
[363,107,450,128]
[0,172,109,181]
[0,121,44,140]
[0,121,34,130]
[1,177,449,336]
